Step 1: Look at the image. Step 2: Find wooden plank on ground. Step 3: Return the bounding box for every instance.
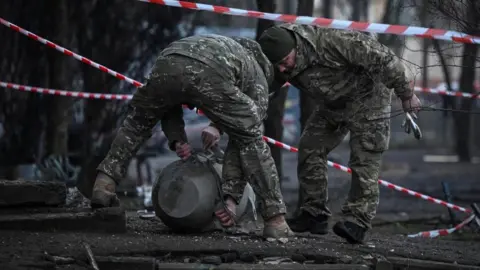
[0,180,66,207]
[0,207,126,233]
[155,263,369,270]
[95,256,156,270]
[387,256,480,270]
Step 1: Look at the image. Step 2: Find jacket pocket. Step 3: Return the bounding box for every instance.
[360,120,391,152]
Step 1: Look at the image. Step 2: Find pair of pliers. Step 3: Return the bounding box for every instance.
[401,112,422,140]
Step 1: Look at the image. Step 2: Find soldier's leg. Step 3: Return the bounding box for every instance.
[333,91,391,244]
[221,140,245,202]
[91,56,186,208]
[290,107,348,234]
[215,139,245,227]
[187,75,290,238]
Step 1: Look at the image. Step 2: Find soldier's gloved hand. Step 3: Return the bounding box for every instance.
[201,126,220,150]
[401,94,422,114]
[401,112,422,140]
[174,142,192,160]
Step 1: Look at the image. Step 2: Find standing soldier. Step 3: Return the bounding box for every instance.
[90,34,294,239]
[258,24,421,244]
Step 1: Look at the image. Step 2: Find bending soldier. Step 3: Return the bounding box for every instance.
[258,24,422,244]
[90,34,293,239]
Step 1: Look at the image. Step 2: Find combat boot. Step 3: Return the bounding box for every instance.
[332,220,367,244]
[287,211,329,235]
[263,222,295,239]
[90,172,120,209]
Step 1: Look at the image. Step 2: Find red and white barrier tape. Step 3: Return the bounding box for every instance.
[3,16,479,103]
[407,214,475,238]
[0,18,143,88]
[0,81,133,100]
[138,0,480,45]
[414,86,480,100]
[3,81,479,104]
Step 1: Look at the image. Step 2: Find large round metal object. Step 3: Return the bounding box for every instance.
[152,151,222,233]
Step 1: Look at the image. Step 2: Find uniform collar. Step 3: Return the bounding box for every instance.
[287,33,317,79]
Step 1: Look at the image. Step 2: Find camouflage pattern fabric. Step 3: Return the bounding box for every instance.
[269,24,410,228]
[97,35,286,220]
[297,85,392,229]
[279,23,413,102]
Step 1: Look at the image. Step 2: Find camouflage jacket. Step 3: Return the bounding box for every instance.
[273,24,413,104]
[162,34,274,134]
[161,34,274,138]
[161,34,273,91]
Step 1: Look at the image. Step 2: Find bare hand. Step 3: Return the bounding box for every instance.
[215,198,236,227]
[402,94,422,114]
[174,142,192,160]
[201,125,221,150]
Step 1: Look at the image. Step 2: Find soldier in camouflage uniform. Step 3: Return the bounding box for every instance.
[258,24,421,244]
[91,34,294,239]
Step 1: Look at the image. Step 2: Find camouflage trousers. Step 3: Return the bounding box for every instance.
[98,54,286,220]
[297,87,392,229]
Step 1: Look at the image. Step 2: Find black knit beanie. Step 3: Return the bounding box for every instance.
[258,27,296,64]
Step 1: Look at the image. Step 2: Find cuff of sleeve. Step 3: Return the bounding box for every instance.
[97,163,121,185]
[209,122,224,135]
[167,133,188,151]
[395,86,414,102]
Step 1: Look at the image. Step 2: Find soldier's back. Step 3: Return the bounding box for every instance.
[160,34,248,82]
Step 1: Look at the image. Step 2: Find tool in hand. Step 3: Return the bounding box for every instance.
[401,112,422,140]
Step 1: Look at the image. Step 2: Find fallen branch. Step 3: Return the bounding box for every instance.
[83,242,100,270]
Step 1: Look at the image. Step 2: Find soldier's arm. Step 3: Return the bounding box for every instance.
[97,86,164,181]
[207,122,224,135]
[97,82,186,182]
[331,32,413,101]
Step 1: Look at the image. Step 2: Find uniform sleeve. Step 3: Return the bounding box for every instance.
[97,79,186,182]
[97,84,162,182]
[161,105,188,151]
[330,31,413,101]
[207,122,224,135]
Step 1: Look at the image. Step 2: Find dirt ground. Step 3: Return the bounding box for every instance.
[1,149,478,269]
[0,207,479,270]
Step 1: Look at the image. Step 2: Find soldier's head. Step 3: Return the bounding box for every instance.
[258,27,297,75]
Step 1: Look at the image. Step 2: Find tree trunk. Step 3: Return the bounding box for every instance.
[45,0,72,157]
[456,45,478,162]
[362,0,370,20]
[455,0,479,162]
[420,1,429,89]
[255,0,276,38]
[377,0,404,55]
[419,1,430,148]
[432,38,456,149]
[324,0,332,17]
[350,0,361,21]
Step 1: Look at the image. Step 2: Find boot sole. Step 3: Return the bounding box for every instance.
[332,223,362,244]
[288,222,329,235]
[310,228,329,235]
[90,192,121,209]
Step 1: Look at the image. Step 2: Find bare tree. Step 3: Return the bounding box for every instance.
[423,0,479,161]
[377,0,405,56]
[0,0,190,185]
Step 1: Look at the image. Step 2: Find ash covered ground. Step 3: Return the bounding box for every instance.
[0,147,479,269]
